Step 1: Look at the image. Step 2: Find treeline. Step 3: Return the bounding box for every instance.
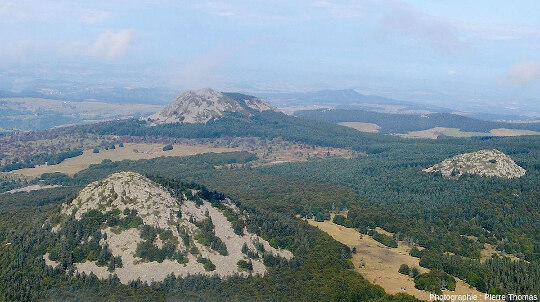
[1,149,83,172]
[412,248,540,293]
[79,112,401,154]
[295,109,540,134]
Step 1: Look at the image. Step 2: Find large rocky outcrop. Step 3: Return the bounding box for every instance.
[45,172,292,283]
[423,149,526,179]
[148,88,279,124]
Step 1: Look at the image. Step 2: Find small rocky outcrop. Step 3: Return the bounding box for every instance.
[423,149,526,179]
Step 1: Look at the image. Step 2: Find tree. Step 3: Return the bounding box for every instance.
[398,264,410,275]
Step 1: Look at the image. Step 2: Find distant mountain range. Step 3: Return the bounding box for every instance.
[257,89,452,115]
[258,89,539,121]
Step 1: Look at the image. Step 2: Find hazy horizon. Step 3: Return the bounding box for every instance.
[1,1,539,116]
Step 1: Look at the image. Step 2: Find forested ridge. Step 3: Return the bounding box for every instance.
[0,152,421,301]
[294,109,540,134]
[259,136,540,293]
[0,112,539,299]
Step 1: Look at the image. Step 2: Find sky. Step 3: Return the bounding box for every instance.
[0,0,539,113]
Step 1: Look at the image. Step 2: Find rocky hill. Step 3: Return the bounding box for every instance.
[44,172,292,283]
[423,149,526,179]
[148,88,280,124]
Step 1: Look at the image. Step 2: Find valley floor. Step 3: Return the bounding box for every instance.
[11,143,240,177]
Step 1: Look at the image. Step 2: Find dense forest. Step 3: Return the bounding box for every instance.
[294,109,540,134]
[1,112,539,299]
[258,136,540,293]
[0,152,422,301]
[80,112,400,154]
[31,133,540,295]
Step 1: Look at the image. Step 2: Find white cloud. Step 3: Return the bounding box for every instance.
[195,2,236,17]
[505,61,540,85]
[309,0,464,53]
[61,30,136,60]
[0,40,40,65]
[166,45,233,89]
[0,1,112,24]
[81,9,112,24]
[311,1,365,18]
[460,24,540,42]
[88,30,136,60]
[0,1,29,21]
[377,3,464,53]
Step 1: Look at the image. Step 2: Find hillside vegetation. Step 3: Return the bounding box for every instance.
[0,90,539,300]
[48,172,291,283]
[295,109,540,134]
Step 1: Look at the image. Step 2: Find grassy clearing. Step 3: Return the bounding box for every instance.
[399,127,540,139]
[338,122,381,133]
[306,218,488,301]
[13,143,240,177]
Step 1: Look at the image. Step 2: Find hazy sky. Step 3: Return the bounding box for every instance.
[0,0,539,109]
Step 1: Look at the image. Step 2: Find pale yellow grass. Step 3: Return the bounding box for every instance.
[307,218,490,301]
[338,122,381,133]
[400,127,540,139]
[400,127,486,139]
[14,143,240,177]
[480,243,522,262]
[489,128,540,137]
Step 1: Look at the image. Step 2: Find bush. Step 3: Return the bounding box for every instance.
[237,260,253,271]
[398,264,410,275]
[333,215,353,228]
[163,144,173,151]
[314,211,329,222]
[369,230,398,248]
[409,247,423,258]
[93,148,99,153]
[197,257,216,271]
[414,270,456,294]
[410,267,420,278]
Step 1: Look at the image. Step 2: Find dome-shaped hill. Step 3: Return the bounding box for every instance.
[423,149,526,179]
[148,88,280,124]
[45,172,292,283]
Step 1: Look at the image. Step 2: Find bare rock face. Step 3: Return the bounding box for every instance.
[148,88,280,124]
[47,172,292,284]
[423,149,526,179]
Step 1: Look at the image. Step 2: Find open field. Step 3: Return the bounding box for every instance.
[338,122,381,133]
[2,135,358,179]
[13,143,240,177]
[0,97,163,130]
[399,127,540,139]
[0,133,117,166]
[11,139,356,177]
[4,184,60,194]
[307,218,490,301]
